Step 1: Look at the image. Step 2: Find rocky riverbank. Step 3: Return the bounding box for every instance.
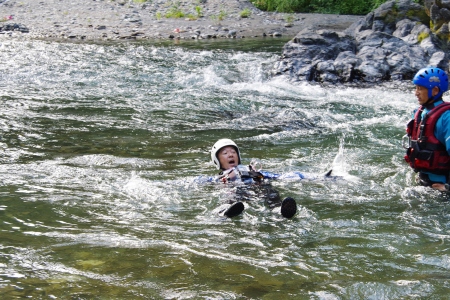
[0,0,362,41]
[273,0,450,85]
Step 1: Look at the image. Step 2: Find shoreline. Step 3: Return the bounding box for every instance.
[0,0,362,42]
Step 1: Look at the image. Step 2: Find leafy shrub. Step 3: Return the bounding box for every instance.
[250,0,423,15]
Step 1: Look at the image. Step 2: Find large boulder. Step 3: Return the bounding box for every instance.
[272,0,449,84]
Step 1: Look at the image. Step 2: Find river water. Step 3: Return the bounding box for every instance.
[1,38,450,299]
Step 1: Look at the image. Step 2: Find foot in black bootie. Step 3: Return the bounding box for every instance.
[224,202,245,218]
[281,197,297,218]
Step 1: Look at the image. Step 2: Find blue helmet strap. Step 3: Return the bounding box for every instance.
[428,88,434,101]
[424,87,441,109]
[427,86,442,103]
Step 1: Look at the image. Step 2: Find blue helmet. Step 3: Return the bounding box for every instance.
[412,67,449,100]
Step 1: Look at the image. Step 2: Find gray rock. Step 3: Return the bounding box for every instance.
[0,22,29,33]
[273,0,449,85]
[200,33,213,39]
[228,29,237,37]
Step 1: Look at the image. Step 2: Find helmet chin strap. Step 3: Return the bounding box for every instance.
[428,88,433,101]
[425,87,440,107]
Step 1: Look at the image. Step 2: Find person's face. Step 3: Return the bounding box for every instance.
[415,85,439,105]
[218,146,239,170]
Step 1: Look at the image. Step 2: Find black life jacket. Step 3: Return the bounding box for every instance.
[404,102,450,175]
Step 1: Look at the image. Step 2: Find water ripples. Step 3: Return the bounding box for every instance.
[1,38,450,298]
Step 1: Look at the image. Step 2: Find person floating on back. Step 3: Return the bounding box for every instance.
[403,67,450,192]
[210,138,300,219]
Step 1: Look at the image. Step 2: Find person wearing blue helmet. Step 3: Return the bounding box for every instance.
[403,67,450,191]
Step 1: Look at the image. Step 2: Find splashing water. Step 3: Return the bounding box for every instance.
[1,38,450,299]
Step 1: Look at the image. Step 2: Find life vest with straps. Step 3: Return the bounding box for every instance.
[218,165,264,183]
[404,102,450,175]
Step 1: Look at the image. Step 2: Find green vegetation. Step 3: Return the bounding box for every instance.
[240,8,252,18]
[250,0,424,15]
[165,2,185,18]
[185,6,203,20]
[210,9,227,24]
[285,14,295,24]
[159,2,204,20]
[417,31,429,42]
[195,6,203,18]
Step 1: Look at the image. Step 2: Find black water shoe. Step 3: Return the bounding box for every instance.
[281,197,297,218]
[224,202,245,218]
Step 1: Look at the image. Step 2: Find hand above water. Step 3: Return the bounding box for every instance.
[432,183,448,192]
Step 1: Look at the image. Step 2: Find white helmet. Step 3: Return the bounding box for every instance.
[211,139,241,170]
